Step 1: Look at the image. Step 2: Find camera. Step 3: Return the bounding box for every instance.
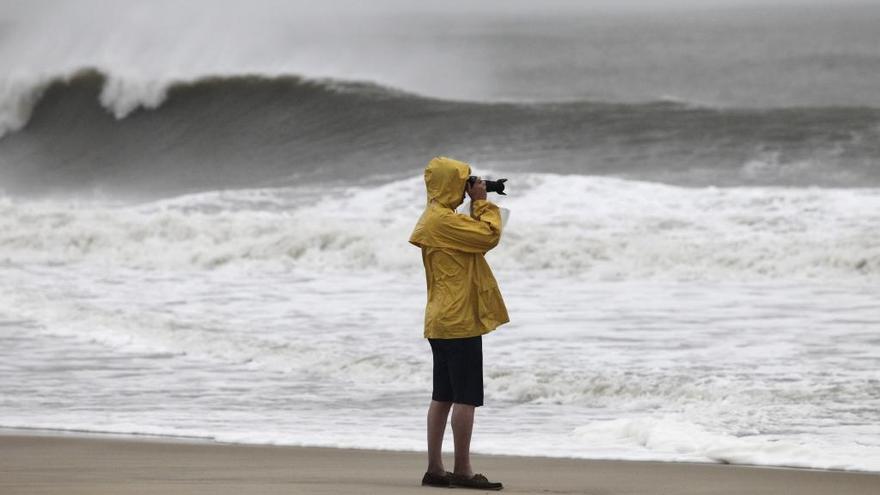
[467,176,508,195]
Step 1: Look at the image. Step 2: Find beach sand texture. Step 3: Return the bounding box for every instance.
[2,433,879,495]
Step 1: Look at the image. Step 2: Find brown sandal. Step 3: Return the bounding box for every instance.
[450,473,503,490]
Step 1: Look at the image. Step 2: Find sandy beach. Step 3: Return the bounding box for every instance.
[1,431,878,495]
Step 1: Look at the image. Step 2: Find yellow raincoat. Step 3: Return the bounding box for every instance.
[409,156,509,339]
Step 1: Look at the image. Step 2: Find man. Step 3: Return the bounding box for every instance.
[409,156,509,491]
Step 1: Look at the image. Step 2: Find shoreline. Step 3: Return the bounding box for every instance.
[2,429,879,495]
[2,425,876,475]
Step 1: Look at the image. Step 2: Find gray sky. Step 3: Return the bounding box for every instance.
[3,0,872,17]
[299,0,874,14]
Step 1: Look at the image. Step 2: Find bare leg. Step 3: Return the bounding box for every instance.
[427,400,452,474]
[451,402,476,477]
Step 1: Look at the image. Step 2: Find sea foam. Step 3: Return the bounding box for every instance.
[0,175,877,280]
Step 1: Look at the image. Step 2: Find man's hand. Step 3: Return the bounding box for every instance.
[466,178,487,201]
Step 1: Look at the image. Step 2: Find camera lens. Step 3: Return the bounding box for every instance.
[467,176,508,195]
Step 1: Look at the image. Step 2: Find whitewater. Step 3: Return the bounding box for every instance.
[1,0,879,475]
[1,177,879,471]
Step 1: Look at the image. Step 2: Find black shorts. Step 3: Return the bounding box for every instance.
[428,335,484,407]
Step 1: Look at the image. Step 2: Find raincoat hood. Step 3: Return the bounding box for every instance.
[424,156,471,209]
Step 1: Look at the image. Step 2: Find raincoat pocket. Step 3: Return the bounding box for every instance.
[476,281,504,326]
[433,250,464,281]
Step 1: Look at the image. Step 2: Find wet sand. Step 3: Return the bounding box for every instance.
[1,431,879,494]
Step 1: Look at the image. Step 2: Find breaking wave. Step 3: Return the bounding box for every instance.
[1,69,880,199]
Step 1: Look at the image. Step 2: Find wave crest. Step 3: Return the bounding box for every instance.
[0,68,418,138]
[2,68,880,197]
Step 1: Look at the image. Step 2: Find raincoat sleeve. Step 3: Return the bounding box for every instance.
[434,199,503,254]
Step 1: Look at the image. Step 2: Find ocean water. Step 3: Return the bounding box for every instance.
[1,1,879,473]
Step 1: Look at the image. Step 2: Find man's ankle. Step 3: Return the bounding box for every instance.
[453,468,474,477]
